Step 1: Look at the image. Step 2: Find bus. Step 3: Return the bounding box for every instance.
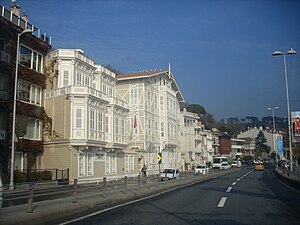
[212,157,228,169]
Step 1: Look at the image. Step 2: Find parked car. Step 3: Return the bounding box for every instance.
[160,168,180,181]
[220,162,230,170]
[231,161,238,167]
[195,164,209,174]
[231,160,242,168]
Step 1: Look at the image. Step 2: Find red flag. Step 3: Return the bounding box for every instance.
[134,115,137,129]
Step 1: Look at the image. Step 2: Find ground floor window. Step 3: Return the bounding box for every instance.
[105,153,117,175]
[14,152,23,170]
[125,154,134,173]
[78,152,94,177]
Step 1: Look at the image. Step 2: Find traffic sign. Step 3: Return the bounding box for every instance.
[157,153,162,164]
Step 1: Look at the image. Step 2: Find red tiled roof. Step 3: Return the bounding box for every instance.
[116,70,167,79]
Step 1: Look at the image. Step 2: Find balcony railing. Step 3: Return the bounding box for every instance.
[105,96,128,109]
[1,5,51,45]
[45,86,128,109]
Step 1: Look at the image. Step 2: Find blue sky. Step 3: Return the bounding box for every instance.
[3,0,300,120]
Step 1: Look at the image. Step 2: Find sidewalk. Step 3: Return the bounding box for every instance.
[0,169,240,225]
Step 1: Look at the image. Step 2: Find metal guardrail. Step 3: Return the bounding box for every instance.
[1,168,238,212]
[275,167,300,182]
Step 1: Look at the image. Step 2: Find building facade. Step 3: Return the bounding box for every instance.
[179,109,213,171]
[116,69,184,174]
[0,4,51,174]
[43,49,131,181]
[237,127,283,155]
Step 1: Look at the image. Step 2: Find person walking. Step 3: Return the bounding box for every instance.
[142,165,147,176]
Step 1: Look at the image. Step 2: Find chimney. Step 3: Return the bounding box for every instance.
[21,10,29,22]
[11,3,21,17]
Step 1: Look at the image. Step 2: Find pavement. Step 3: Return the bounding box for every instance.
[0,168,242,225]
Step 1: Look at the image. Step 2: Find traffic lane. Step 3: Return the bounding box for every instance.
[67,169,250,225]
[222,167,300,225]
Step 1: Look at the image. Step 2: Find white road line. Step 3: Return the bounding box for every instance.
[237,178,240,181]
[232,182,236,185]
[218,197,227,207]
[226,187,232,193]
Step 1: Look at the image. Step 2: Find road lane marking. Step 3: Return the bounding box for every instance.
[218,197,227,207]
[226,187,232,193]
[232,182,236,185]
[237,178,240,181]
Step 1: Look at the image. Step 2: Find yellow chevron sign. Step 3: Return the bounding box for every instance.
[157,153,162,164]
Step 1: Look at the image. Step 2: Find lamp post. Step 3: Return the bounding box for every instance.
[9,29,33,190]
[267,106,279,165]
[272,48,296,171]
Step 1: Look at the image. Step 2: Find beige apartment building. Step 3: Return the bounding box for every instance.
[179,109,213,171]
[42,49,133,182]
[116,69,185,174]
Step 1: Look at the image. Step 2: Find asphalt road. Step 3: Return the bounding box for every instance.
[64,167,300,225]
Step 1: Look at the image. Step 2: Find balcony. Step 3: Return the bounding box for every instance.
[50,49,95,67]
[45,86,105,100]
[105,96,128,109]
[1,5,51,45]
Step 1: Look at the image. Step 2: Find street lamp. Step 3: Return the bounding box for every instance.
[267,106,279,165]
[9,28,33,190]
[272,48,296,171]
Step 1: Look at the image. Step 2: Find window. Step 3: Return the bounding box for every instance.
[87,153,93,176]
[63,71,69,87]
[98,112,103,132]
[85,76,90,87]
[17,116,41,140]
[108,87,113,97]
[79,153,85,176]
[18,80,42,106]
[26,118,41,139]
[105,116,109,133]
[121,119,125,138]
[76,72,82,85]
[102,84,107,94]
[90,109,95,130]
[0,39,4,51]
[161,122,164,137]
[20,45,43,72]
[160,96,164,110]
[0,73,8,91]
[78,152,94,176]
[106,153,117,174]
[125,154,134,173]
[75,109,82,128]
[115,117,119,136]
[130,88,138,105]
